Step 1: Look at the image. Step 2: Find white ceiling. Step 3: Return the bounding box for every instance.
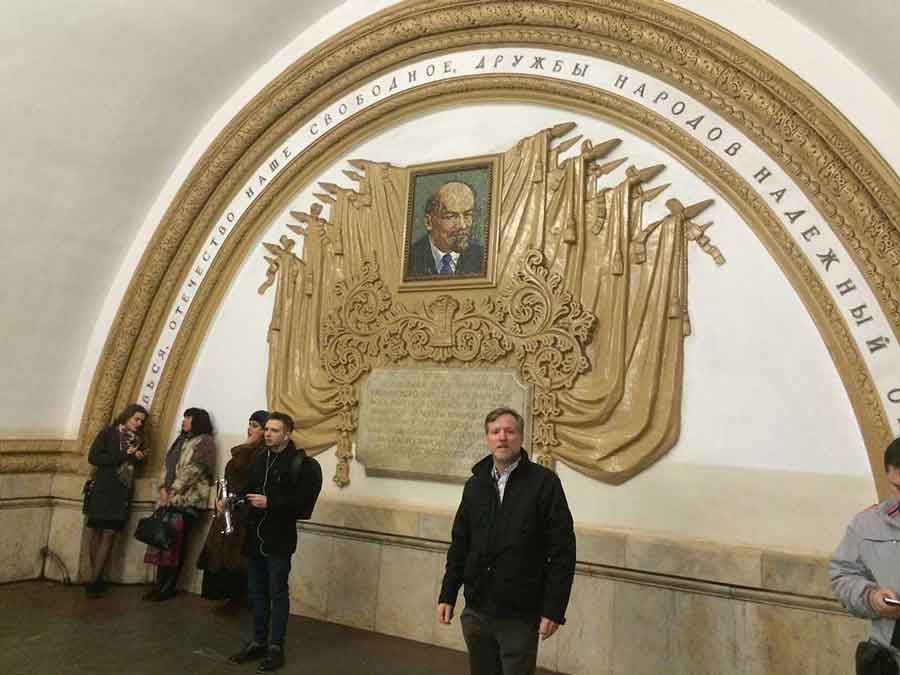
[2,0,898,435]
[771,0,900,109]
[1,0,344,434]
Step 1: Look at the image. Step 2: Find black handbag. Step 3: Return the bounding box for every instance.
[81,479,95,514]
[857,640,899,675]
[134,508,172,550]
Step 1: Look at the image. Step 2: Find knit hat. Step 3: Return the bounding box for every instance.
[249,410,269,426]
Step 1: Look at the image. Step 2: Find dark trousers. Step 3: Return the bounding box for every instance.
[246,549,292,647]
[460,607,539,675]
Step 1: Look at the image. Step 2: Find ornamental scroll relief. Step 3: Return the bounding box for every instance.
[259,122,725,486]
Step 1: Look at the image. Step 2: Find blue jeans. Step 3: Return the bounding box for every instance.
[246,549,292,647]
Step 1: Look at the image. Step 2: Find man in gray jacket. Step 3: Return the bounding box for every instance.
[830,437,900,668]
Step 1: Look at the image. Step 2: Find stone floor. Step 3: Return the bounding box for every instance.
[1,581,556,674]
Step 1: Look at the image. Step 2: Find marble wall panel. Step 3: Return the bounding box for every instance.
[177,512,213,594]
[308,500,347,528]
[419,511,453,542]
[0,506,51,582]
[0,473,52,500]
[45,504,89,583]
[737,601,820,675]
[626,535,762,587]
[670,592,739,675]
[342,503,420,537]
[49,473,83,500]
[326,537,382,629]
[576,529,626,567]
[815,610,870,675]
[432,551,468,653]
[375,544,442,643]
[762,550,832,598]
[291,529,335,620]
[555,574,614,675]
[536,619,559,672]
[611,582,675,673]
[130,480,158,503]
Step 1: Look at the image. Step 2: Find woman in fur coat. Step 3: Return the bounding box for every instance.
[197,409,268,609]
[143,407,216,601]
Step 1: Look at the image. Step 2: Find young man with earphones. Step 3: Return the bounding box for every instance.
[229,412,305,673]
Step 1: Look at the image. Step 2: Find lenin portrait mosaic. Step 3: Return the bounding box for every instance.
[402,157,498,287]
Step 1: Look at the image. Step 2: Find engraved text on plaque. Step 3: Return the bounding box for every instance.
[357,368,532,481]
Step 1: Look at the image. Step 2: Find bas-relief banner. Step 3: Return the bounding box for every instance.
[259,122,726,486]
[137,46,900,452]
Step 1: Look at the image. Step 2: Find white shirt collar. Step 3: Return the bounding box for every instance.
[429,238,460,272]
[491,456,521,503]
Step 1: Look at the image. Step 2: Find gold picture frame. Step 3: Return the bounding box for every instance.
[399,153,502,291]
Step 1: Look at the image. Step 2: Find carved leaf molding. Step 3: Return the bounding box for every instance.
[321,248,596,393]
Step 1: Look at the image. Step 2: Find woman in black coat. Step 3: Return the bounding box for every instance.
[85,403,149,598]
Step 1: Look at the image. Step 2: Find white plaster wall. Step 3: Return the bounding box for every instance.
[178,103,874,554]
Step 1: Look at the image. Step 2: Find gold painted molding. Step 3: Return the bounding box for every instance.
[0,439,84,474]
[74,0,899,491]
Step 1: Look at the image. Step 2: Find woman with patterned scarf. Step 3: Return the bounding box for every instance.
[143,407,216,601]
[84,403,149,598]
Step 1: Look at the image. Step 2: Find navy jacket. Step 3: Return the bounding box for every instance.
[439,450,576,624]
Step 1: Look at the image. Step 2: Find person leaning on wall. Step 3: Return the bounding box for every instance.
[84,403,149,599]
[143,407,216,601]
[831,437,900,675]
[197,409,269,611]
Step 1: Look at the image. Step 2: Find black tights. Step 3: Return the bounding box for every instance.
[88,528,117,583]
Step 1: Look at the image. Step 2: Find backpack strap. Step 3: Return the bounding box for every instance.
[289,452,305,486]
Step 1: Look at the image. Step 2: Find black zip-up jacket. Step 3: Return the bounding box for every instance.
[242,440,306,558]
[438,450,576,624]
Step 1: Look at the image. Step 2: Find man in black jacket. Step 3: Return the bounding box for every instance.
[229,412,305,673]
[437,407,576,675]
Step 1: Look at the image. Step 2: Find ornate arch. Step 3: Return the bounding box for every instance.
[77,0,900,491]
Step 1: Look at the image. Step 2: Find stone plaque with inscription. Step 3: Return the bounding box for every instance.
[356,367,532,482]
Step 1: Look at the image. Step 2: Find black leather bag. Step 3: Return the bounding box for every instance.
[134,508,171,550]
[857,640,899,675]
[81,479,95,515]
